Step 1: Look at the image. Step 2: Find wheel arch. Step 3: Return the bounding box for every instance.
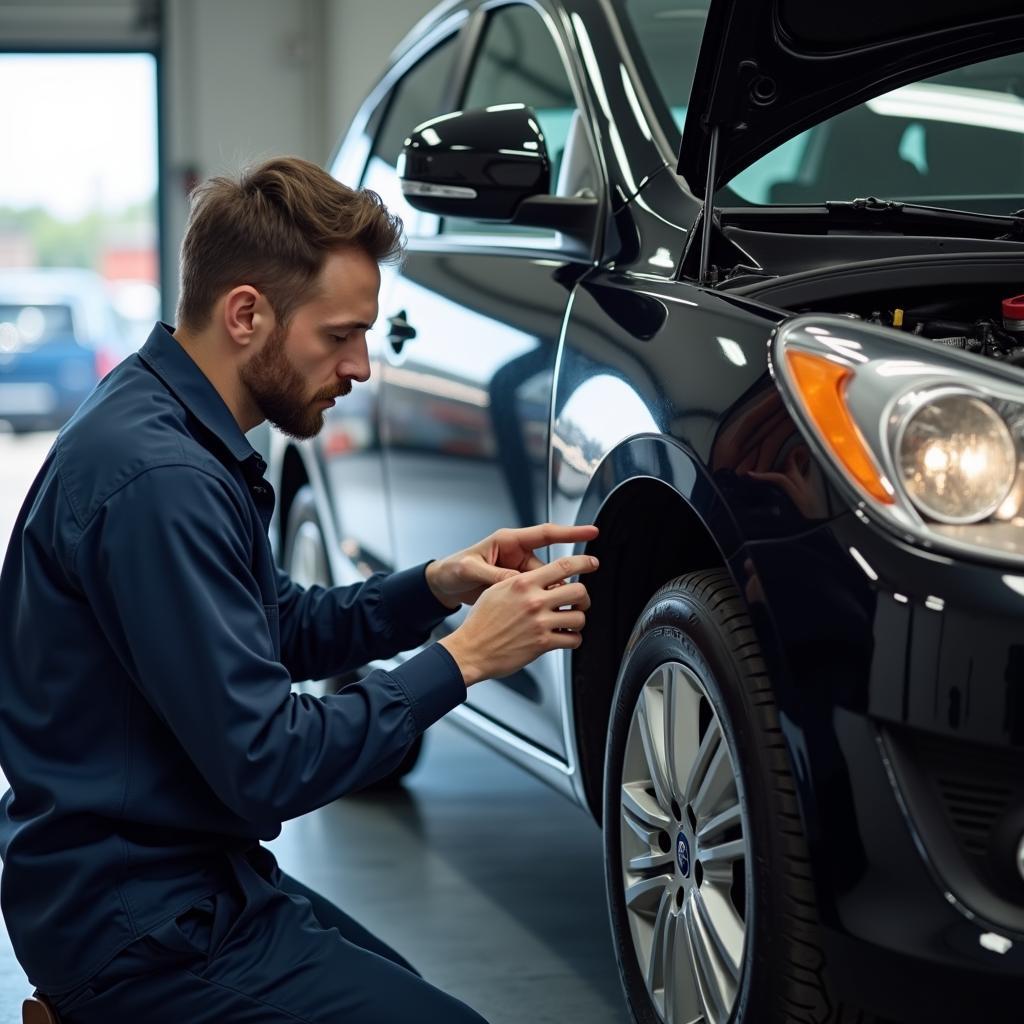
[566,437,747,824]
[277,443,310,559]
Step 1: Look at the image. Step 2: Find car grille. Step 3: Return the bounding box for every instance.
[883,726,1024,929]
[921,738,1018,860]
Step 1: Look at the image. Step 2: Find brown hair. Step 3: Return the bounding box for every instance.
[176,156,404,331]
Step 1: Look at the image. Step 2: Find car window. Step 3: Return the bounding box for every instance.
[361,32,460,237]
[728,53,1024,210]
[620,0,710,142]
[620,1,1024,214]
[442,3,585,237]
[0,304,76,350]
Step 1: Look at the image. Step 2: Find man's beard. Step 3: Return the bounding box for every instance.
[240,324,350,440]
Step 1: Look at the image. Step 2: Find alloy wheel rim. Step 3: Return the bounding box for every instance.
[618,662,750,1024]
[288,519,331,695]
[289,520,329,590]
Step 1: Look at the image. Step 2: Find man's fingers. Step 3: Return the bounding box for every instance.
[523,554,598,589]
[475,561,519,586]
[547,609,586,631]
[546,581,588,609]
[511,522,599,552]
[548,630,584,650]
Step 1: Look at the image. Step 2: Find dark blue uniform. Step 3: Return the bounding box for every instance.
[0,324,485,1021]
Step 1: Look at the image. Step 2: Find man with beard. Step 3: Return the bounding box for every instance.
[0,157,598,1022]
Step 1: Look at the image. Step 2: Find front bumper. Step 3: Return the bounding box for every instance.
[739,511,1024,1020]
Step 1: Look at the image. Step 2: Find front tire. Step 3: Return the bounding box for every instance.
[603,570,875,1024]
[283,484,423,786]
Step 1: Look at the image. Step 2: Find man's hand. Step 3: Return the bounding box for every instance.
[439,554,599,686]
[425,522,599,609]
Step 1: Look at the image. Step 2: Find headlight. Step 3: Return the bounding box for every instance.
[896,391,1017,524]
[772,315,1024,565]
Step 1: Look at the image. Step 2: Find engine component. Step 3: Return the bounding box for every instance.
[860,297,1024,364]
[1002,294,1024,333]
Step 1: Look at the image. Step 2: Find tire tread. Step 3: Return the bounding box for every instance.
[641,569,884,1024]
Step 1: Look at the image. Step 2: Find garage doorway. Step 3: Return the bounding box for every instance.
[0,52,161,347]
[0,46,161,611]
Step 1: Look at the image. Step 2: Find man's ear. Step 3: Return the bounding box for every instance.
[222,286,265,348]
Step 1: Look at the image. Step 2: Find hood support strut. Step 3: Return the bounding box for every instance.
[698,125,720,285]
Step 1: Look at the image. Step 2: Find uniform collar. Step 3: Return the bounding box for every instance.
[138,322,259,466]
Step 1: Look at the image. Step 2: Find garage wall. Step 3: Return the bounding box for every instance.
[323,0,439,166]
[0,0,438,315]
[160,0,438,315]
[159,0,328,311]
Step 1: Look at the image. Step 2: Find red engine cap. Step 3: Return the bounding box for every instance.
[1002,294,1024,321]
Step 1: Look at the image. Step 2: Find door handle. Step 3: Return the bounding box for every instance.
[387,311,417,354]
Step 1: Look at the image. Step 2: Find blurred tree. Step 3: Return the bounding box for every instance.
[0,199,156,271]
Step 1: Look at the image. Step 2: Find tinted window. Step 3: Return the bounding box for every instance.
[621,1,1024,212]
[463,5,576,180]
[443,3,582,236]
[362,33,460,236]
[621,0,709,137]
[730,54,1024,210]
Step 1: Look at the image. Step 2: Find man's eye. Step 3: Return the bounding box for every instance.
[330,334,349,343]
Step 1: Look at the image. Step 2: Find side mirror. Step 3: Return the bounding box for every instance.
[398,104,598,245]
[399,104,549,220]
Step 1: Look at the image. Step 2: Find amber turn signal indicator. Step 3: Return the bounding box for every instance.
[785,349,895,505]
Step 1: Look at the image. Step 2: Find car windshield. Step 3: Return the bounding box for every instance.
[0,303,76,350]
[622,0,1024,214]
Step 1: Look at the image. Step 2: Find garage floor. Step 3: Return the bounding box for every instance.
[0,433,629,1024]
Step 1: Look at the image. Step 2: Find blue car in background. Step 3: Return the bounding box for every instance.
[0,268,128,433]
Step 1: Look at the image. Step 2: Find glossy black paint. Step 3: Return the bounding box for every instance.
[257,0,1024,1018]
[382,243,589,757]
[736,512,1024,1017]
[553,228,1024,992]
[401,105,550,220]
[549,171,1024,1012]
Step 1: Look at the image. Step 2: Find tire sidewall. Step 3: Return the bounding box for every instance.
[603,582,778,1024]
[284,485,326,583]
[283,484,425,783]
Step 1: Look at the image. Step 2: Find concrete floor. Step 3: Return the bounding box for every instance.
[0,431,630,1023]
[269,722,628,1023]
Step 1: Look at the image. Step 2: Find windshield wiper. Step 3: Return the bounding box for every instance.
[717,196,1024,241]
[823,197,1024,240]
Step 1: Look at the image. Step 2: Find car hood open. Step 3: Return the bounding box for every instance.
[678,0,1024,200]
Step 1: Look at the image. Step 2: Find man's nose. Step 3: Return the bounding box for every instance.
[341,336,371,384]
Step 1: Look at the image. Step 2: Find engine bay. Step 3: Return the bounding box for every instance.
[797,286,1024,365]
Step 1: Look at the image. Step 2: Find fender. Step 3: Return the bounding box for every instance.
[553,432,753,810]
[560,432,743,561]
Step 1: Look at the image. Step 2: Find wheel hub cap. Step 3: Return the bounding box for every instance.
[675,832,691,878]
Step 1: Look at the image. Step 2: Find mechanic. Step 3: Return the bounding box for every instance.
[0,156,599,1022]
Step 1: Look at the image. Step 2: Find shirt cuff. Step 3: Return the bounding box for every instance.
[379,561,457,637]
[389,642,466,733]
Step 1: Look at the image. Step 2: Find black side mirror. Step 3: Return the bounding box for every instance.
[399,104,550,220]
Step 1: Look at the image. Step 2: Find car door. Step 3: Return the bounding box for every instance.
[379,1,602,759]
[317,25,463,575]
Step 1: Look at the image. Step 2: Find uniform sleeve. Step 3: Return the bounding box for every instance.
[73,465,466,822]
[273,562,456,683]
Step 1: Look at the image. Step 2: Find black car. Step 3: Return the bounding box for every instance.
[260,1,1024,1020]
